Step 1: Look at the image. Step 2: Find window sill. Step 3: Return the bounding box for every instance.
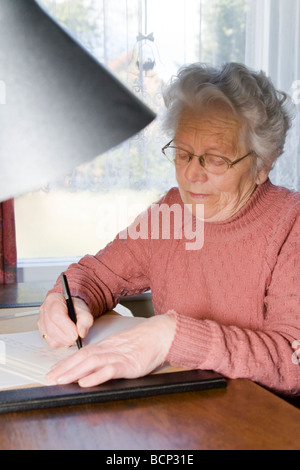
[0,279,153,317]
[17,257,81,283]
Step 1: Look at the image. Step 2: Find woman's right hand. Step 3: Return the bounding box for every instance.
[38,293,94,348]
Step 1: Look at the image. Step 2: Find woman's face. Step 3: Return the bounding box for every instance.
[174,104,268,221]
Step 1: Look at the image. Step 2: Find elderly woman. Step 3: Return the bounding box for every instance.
[39,62,300,396]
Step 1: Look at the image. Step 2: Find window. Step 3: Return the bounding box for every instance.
[15,0,300,281]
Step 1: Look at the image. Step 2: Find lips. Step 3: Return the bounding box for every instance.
[188,192,211,200]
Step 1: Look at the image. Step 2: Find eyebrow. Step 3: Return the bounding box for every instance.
[173,140,231,157]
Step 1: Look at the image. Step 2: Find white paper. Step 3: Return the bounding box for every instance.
[0,370,35,389]
[0,313,145,390]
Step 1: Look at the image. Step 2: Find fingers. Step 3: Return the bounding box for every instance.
[78,365,116,388]
[73,298,94,339]
[46,313,177,388]
[46,346,118,387]
[38,293,94,348]
[38,293,78,348]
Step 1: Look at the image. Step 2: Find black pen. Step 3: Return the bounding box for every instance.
[61,272,83,349]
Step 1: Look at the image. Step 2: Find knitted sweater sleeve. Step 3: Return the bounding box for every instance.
[49,221,151,318]
[166,208,300,396]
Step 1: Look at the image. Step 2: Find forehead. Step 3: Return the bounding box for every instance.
[175,103,243,153]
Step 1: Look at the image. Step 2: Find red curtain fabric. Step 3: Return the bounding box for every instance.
[0,199,17,284]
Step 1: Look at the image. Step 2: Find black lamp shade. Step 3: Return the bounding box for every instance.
[0,0,156,201]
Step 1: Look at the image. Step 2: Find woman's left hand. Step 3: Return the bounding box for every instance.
[46,313,177,388]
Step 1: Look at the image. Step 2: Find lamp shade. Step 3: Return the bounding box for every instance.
[0,0,156,201]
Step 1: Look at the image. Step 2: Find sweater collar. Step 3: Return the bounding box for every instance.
[201,178,283,239]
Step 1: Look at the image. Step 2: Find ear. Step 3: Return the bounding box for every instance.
[255,169,269,185]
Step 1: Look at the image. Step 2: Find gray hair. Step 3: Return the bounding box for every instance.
[162,62,294,173]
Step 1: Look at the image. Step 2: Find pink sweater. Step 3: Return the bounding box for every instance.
[51,179,300,396]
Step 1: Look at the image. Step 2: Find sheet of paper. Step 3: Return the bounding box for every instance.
[0,370,35,389]
[0,313,146,389]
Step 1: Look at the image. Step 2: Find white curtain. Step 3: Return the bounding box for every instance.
[245,0,300,190]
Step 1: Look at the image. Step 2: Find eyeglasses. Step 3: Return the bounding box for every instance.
[162,140,254,176]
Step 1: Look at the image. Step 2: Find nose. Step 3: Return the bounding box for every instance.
[184,156,208,183]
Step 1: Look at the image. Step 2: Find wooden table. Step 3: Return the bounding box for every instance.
[1,308,300,450]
